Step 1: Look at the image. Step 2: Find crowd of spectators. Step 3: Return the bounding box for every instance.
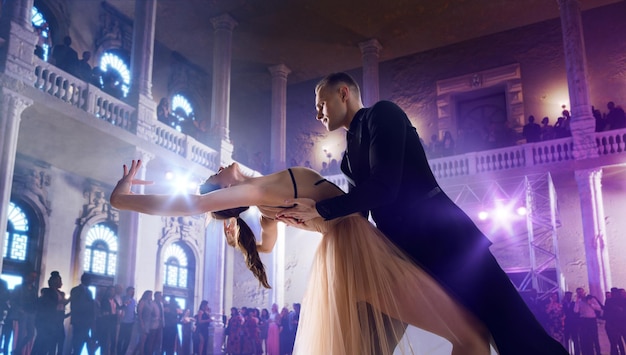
[0,270,206,355]
[424,101,626,160]
[223,303,299,355]
[0,269,306,355]
[523,286,626,355]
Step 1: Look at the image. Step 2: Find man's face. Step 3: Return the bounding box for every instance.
[315,84,348,131]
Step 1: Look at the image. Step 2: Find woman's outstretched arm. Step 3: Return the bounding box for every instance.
[110,160,261,216]
[223,215,277,254]
[258,216,278,253]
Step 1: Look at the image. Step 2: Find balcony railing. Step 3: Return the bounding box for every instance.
[31,59,222,172]
[30,59,626,179]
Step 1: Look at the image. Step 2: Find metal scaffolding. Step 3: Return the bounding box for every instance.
[443,173,562,295]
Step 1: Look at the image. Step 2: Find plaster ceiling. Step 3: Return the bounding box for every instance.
[107,0,620,85]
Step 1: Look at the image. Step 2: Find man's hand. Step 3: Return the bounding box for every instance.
[275,198,321,224]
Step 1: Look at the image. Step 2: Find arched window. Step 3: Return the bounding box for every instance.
[99,52,131,98]
[31,6,51,61]
[5,202,30,261]
[170,94,196,133]
[164,242,188,288]
[163,242,194,311]
[84,223,118,276]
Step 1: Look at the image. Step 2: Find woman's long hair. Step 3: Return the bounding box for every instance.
[200,181,271,288]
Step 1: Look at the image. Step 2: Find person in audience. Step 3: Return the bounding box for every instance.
[111,160,494,354]
[259,308,270,355]
[266,304,280,355]
[523,115,542,143]
[98,286,119,355]
[162,297,180,355]
[225,307,243,355]
[592,106,606,132]
[574,287,602,355]
[76,51,93,83]
[195,300,211,355]
[52,36,78,75]
[544,292,565,346]
[136,290,154,355]
[278,307,291,355]
[70,273,96,355]
[12,270,39,355]
[540,116,554,141]
[32,271,68,355]
[440,131,456,156]
[562,291,580,354]
[604,287,626,355]
[117,287,136,355]
[606,101,626,130]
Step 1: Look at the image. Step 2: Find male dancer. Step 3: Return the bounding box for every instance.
[277,72,567,354]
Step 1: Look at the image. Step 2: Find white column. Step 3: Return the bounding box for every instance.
[129,0,157,100]
[358,39,382,107]
[0,0,37,82]
[210,14,238,144]
[557,0,597,159]
[0,89,32,273]
[574,169,611,299]
[116,150,153,289]
[129,0,158,140]
[268,64,290,173]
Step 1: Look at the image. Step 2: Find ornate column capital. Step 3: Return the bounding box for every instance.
[268,64,291,79]
[210,14,238,31]
[358,38,383,56]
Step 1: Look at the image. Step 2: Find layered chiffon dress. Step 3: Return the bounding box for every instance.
[260,168,491,355]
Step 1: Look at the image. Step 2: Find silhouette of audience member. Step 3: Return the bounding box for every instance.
[574,287,602,355]
[52,36,79,75]
[440,131,455,156]
[91,66,105,87]
[592,107,606,133]
[157,98,175,127]
[162,298,180,355]
[117,287,136,355]
[102,67,124,99]
[553,116,569,139]
[12,270,38,355]
[428,134,442,158]
[544,292,565,346]
[562,291,580,354]
[303,160,313,169]
[604,287,626,355]
[539,117,553,141]
[76,51,93,83]
[32,271,68,355]
[606,101,626,130]
[70,273,96,355]
[98,286,119,355]
[33,23,50,60]
[0,278,9,355]
[523,115,542,143]
[328,158,340,174]
[319,161,329,175]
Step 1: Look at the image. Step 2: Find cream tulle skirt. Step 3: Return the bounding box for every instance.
[293,215,491,355]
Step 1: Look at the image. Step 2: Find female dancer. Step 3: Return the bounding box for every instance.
[110,160,490,355]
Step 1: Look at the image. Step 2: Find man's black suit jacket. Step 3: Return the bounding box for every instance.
[316,101,491,270]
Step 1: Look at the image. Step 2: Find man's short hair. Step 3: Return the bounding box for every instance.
[316,72,361,97]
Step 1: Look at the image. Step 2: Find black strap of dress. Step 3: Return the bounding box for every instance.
[287,168,298,198]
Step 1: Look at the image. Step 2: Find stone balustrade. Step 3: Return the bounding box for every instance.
[30,59,626,180]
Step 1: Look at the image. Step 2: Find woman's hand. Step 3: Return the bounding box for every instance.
[110,160,152,208]
[223,217,239,246]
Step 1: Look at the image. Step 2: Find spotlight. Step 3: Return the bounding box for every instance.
[478,211,489,220]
